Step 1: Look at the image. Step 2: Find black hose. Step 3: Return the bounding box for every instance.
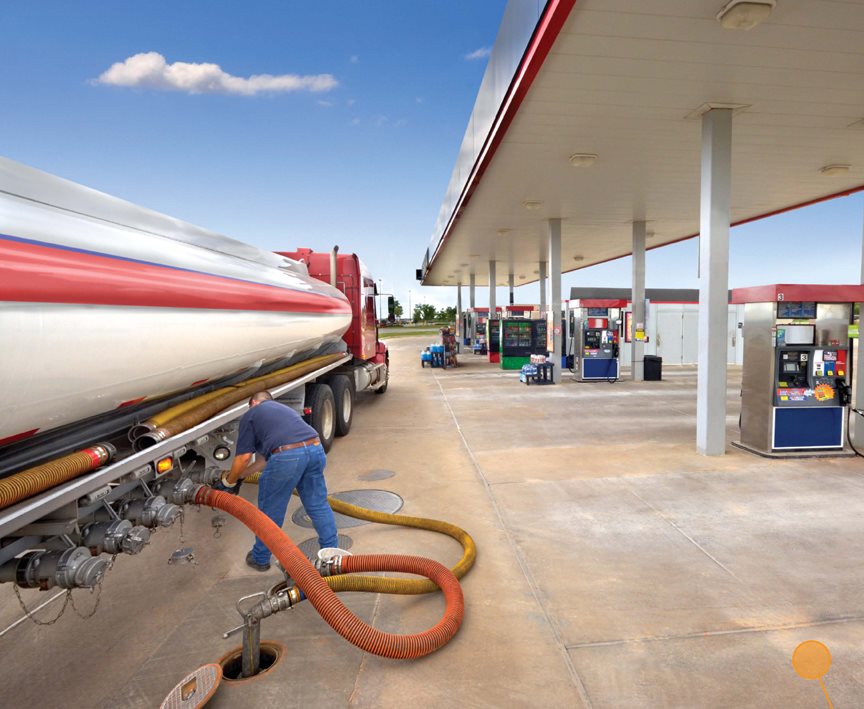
[846,408,864,458]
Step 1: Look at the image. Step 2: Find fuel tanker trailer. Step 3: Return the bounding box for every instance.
[0,157,389,592]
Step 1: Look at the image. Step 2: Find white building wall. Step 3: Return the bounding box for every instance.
[620,303,744,366]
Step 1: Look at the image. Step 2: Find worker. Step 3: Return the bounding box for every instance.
[214,390,338,572]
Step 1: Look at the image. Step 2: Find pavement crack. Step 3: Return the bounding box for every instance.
[347,592,382,706]
[566,613,864,649]
[625,484,742,582]
[433,376,594,709]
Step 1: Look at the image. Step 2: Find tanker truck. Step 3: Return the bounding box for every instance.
[0,157,389,591]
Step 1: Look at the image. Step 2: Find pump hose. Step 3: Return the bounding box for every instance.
[196,487,463,658]
[0,444,114,511]
[241,476,477,594]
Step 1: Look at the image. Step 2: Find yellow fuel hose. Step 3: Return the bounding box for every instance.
[0,444,114,511]
[242,475,476,594]
[133,354,345,449]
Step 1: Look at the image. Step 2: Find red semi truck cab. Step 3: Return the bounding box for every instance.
[280,248,387,365]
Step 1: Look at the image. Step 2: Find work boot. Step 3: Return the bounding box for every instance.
[245,551,270,572]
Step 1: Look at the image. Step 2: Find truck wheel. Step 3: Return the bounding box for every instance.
[330,375,354,437]
[307,383,336,452]
[374,366,389,395]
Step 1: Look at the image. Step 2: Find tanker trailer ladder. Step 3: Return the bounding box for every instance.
[187,485,465,663]
[242,476,477,595]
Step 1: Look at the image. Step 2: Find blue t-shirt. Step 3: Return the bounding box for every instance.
[236,400,318,459]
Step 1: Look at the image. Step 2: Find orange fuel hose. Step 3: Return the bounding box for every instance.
[195,486,463,658]
[0,444,113,511]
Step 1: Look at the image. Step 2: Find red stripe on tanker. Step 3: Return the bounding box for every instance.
[0,236,351,314]
[0,157,355,444]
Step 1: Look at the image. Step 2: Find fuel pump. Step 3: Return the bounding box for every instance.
[570,300,624,382]
[733,285,862,456]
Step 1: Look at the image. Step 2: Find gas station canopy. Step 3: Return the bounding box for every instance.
[420,0,864,287]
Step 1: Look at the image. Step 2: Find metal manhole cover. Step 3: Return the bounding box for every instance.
[291,489,404,529]
[160,663,222,709]
[358,469,396,481]
[296,534,353,560]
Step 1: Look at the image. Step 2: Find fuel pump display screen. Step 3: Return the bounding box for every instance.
[587,307,608,317]
[777,301,816,319]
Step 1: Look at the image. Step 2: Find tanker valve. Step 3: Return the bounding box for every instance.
[0,547,108,590]
[83,520,151,556]
[122,495,183,528]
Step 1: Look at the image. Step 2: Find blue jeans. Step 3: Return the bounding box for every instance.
[250,444,338,565]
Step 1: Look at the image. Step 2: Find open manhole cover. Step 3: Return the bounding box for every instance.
[292,489,404,529]
[358,469,396,481]
[296,534,353,560]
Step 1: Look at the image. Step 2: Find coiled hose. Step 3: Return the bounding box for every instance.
[0,444,114,511]
[196,487,463,658]
[242,476,476,595]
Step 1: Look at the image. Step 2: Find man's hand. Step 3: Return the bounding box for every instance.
[211,472,241,495]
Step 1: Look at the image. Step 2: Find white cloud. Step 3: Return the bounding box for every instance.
[350,55,360,64]
[95,52,338,95]
[346,98,356,106]
[465,47,491,61]
[317,100,334,107]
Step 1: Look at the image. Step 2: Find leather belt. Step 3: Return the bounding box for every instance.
[271,437,320,454]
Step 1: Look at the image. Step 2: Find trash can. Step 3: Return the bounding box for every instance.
[644,355,662,381]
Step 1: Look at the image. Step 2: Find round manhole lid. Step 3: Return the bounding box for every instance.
[292,489,404,529]
[160,663,222,709]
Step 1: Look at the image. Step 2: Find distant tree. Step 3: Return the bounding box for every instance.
[437,306,456,322]
[394,301,403,319]
[413,303,436,323]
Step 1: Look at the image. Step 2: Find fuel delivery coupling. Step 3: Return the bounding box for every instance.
[82,519,150,556]
[120,495,183,528]
[0,547,108,590]
[314,547,353,577]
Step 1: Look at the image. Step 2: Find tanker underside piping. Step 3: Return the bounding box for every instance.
[0,354,351,539]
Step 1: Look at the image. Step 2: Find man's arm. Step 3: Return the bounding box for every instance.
[225,453,254,486]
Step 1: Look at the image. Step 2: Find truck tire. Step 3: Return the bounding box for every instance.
[307,383,336,452]
[330,375,354,437]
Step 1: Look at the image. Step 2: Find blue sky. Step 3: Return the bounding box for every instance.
[2,2,862,313]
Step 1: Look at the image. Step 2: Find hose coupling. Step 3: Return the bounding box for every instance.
[132,428,169,451]
[252,585,304,620]
[0,547,109,590]
[315,547,352,577]
[82,519,151,555]
[159,477,200,506]
[121,495,183,528]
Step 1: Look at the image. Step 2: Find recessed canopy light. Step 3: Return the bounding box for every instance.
[573,255,585,262]
[522,200,543,210]
[496,228,512,237]
[533,269,540,275]
[848,119,864,131]
[646,231,656,239]
[716,0,775,31]
[460,262,469,267]
[820,164,851,176]
[518,274,526,279]
[568,153,598,168]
